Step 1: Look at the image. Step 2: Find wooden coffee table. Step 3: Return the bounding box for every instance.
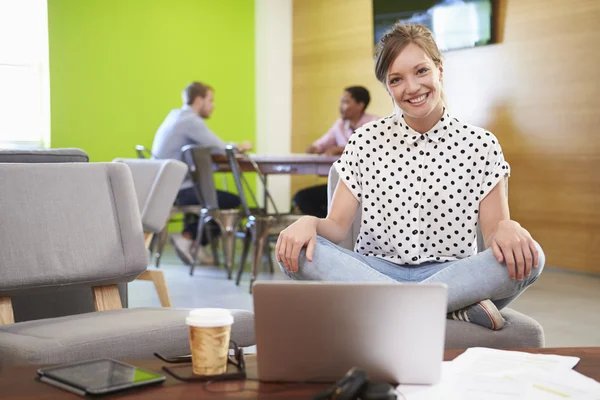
[1,348,598,399]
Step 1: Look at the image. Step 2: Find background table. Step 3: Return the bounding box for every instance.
[212,153,339,177]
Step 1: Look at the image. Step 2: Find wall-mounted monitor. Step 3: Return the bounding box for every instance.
[373,0,497,52]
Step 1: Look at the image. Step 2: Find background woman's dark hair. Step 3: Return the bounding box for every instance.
[344,86,371,109]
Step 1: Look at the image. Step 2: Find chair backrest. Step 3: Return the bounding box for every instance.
[327,166,508,253]
[113,158,187,233]
[225,145,279,217]
[181,145,221,209]
[0,149,128,321]
[135,145,155,159]
[0,163,148,298]
[0,148,89,163]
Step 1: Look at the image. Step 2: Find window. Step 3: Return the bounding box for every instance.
[0,0,50,148]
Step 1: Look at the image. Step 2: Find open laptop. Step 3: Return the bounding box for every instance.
[253,281,447,385]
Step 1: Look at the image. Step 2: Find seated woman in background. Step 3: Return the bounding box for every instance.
[276,23,544,331]
[293,86,378,218]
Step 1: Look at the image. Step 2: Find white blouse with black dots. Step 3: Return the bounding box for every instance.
[334,109,510,265]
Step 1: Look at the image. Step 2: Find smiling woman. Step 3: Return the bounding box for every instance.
[276,23,545,332]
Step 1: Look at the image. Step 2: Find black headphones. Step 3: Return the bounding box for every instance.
[312,368,397,400]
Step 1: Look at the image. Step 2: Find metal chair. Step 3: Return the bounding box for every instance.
[225,146,303,292]
[181,145,245,278]
[134,144,204,270]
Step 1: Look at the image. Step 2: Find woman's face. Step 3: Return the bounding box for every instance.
[386,42,443,121]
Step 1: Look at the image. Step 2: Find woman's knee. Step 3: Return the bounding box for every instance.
[529,241,545,281]
[278,236,341,280]
[278,246,310,280]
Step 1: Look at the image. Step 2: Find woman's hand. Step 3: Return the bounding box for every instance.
[276,216,319,273]
[488,220,539,280]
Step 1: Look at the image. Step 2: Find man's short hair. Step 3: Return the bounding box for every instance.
[182,82,213,105]
[344,86,371,110]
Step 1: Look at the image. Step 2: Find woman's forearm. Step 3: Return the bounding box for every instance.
[315,216,352,244]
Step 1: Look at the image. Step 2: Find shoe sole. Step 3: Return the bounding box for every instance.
[478,299,505,330]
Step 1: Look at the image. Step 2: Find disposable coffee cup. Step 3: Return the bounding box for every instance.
[186,308,234,375]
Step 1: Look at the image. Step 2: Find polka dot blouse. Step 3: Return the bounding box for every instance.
[334,109,510,265]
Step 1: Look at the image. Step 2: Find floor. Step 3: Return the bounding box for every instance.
[128,244,600,348]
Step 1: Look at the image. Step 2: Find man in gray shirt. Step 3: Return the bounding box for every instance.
[152,81,252,264]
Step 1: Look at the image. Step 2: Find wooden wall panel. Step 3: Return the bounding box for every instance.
[292,0,600,274]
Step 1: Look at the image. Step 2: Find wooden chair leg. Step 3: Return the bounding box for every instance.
[144,232,154,249]
[0,297,15,325]
[137,270,172,307]
[93,285,123,311]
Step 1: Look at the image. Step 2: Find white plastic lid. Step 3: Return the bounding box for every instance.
[185,308,234,328]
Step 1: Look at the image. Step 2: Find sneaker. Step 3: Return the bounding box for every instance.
[192,246,216,266]
[448,299,505,330]
[170,234,193,265]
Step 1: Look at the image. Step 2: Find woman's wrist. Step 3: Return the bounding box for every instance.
[486,219,520,247]
[300,215,320,231]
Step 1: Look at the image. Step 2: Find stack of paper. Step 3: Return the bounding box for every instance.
[397,347,600,399]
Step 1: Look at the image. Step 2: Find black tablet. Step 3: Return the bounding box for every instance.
[37,359,165,396]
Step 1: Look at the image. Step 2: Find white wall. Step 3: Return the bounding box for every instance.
[255,0,292,212]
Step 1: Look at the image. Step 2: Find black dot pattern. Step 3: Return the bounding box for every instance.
[334,110,510,265]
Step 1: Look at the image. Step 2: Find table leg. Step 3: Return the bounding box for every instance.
[263,174,268,212]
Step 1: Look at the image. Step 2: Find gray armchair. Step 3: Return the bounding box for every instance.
[327,166,544,349]
[0,148,129,321]
[0,162,254,366]
[113,158,188,307]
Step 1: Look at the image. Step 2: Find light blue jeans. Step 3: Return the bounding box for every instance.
[280,236,545,312]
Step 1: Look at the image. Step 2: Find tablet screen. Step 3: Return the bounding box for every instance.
[40,359,164,392]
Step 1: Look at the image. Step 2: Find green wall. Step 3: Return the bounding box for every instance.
[48,0,256,163]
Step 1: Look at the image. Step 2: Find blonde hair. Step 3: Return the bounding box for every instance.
[374,23,443,85]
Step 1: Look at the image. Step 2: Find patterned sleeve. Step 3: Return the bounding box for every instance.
[333,132,362,202]
[479,132,511,201]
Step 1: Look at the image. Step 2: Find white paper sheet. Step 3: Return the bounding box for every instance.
[396,348,600,400]
[451,347,580,374]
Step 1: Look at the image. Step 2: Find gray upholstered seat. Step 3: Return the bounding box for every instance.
[0,162,255,366]
[0,308,254,366]
[0,148,89,163]
[327,166,544,349]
